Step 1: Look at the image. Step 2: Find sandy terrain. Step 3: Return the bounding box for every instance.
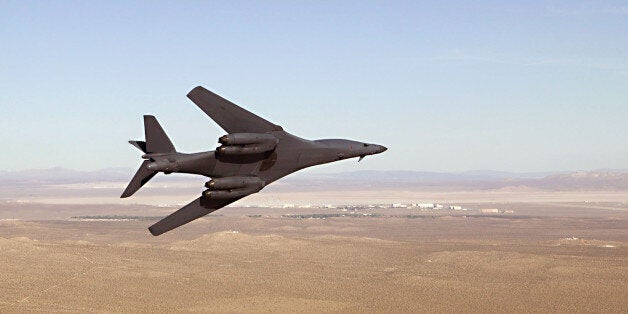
[0,200,626,313]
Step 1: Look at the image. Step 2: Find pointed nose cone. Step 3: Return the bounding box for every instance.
[373,145,387,154]
[367,144,387,155]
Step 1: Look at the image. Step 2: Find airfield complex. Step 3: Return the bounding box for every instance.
[67,203,508,222]
[237,203,504,213]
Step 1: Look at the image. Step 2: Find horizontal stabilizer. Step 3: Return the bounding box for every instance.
[187,86,282,133]
[144,115,176,153]
[129,140,147,153]
[148,196,240,236]
[120,160,157,198]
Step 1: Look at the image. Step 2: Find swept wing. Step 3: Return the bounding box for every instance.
[187,86,282,133]
[148,195,245,236]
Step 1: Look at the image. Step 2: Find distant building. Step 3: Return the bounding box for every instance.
[449,205,462,210]
[392,203,407,208]
[480,208,499,213]
[417,203,435,209]
[434,204,444,209]
[282,204,295,208]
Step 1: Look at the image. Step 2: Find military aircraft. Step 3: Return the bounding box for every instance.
[121,86,387,235]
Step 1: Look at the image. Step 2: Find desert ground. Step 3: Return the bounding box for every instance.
[0,192,627,313]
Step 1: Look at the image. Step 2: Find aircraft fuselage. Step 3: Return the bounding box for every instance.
[145,131,386,185]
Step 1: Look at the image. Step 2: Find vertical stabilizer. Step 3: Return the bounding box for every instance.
[144,115,176,153]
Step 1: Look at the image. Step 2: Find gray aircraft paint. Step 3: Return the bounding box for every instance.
[122,86,387,236]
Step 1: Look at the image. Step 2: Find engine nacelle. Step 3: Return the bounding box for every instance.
[203,176,264,199]
[217,144,275,155]
[217,133,278,155]
[203,188,258,199]
[219,133,278,146]
[205,176,264,190]
[202,176,264,199]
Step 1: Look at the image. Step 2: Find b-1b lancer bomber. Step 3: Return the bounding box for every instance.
[122,86,387,235]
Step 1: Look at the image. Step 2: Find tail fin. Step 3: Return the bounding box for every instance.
[121,115,175,198]
[144,115,175,153]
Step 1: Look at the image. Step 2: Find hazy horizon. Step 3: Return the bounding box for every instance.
[2,164,628,175]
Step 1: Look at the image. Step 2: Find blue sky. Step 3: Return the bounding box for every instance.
[1,1,627,172]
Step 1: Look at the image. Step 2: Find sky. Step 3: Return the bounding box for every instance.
[1,1,627,173]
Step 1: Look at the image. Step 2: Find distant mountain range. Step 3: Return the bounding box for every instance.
[522,171,628,190]
[304,170,556,181]
[2,167,628,191]
[0,167,199,186]
[291,169,628,190]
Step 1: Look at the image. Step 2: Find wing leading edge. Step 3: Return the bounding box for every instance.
[148,196,244,236]
[187,86,283,133]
